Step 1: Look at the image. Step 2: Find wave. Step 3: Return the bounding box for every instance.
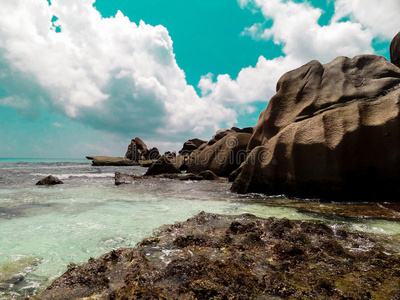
[31,173,115,180]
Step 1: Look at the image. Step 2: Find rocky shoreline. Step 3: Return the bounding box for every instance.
[87,32,400,202]
[34,212,400,299]
[47,32,400,299]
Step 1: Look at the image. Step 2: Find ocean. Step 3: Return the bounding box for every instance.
[0,159,399,298]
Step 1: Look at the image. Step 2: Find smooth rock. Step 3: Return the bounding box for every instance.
[86,156,138,166]
[232,54,400,201]
[390,31,400,68]
[187,132,252,177]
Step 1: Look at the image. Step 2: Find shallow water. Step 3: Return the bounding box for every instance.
[0,159,399,298]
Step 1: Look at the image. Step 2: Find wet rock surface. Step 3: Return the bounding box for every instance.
[35,175,63,185]
[114,172,180,185]
[36,212,400,300]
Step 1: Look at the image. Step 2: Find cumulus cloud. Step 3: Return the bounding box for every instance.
[199,0,376,105]
[332,0,400,40]
[200,0,375,106]
[0,0,394,150]
[0,0,236,142]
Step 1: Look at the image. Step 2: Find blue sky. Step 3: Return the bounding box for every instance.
[0,0,399,158]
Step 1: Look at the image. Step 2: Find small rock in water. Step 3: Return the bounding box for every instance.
[36,175,63,185]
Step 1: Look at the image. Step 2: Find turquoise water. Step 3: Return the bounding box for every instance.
[0,160,399,298]
[0,158,88,163]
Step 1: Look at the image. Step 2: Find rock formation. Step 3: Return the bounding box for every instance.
[232,54,400,200]
[86,156,138,166]
[178,138,207,155]
[144,155,181,176]
[125,137,149,162]
[36,175,63,185]
[36,212,400,300]
[390,30,400,68]
[186,132,252,177]
[206,127,253,146]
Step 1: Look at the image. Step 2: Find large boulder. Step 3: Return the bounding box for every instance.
[187,132,252,177]
[36,175,63,185]
[232,54,400,201]
[390,31,400,68]
[145,155,181,176]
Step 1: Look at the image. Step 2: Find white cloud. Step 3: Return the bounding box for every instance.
[332,0,400,40]
[52,122,63,127]
[200,0,374,106]
[0,0,394,151]
[0,0,236,143]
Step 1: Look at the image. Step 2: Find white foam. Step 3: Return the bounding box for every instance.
[31,173,115,180]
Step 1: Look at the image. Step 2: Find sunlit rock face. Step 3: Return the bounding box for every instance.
[232,54,400,201]
[390,31,400,68]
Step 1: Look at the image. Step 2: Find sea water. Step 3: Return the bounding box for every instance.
[0,159,399,298]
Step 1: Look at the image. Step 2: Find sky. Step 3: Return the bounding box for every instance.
[0,0,399,158]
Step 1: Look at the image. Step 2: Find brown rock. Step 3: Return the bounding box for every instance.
[207,128,235,146]
[125,137,149,162]
[86,156,138,166]
[36,212,400,300]
[232,55,400,201]
[145,155,181,176]
[36,175,63,185]
[187,132,252,177]
[390,31,400,68]
[178,138,208,155]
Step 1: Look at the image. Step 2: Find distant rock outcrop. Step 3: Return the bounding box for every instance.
[232,54,400,201]
[125,137,150,162]
[36,175,63,185]
[390,31,400,68]
[178,138,207,155]
[86,156,138,166]
[144,155,181,176]
[186,132,252,177]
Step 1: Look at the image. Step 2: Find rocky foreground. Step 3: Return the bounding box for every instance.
[35,212,400,299]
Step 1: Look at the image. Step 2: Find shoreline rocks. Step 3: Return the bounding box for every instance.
[35,212,400,300]
[186,132,252,177]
